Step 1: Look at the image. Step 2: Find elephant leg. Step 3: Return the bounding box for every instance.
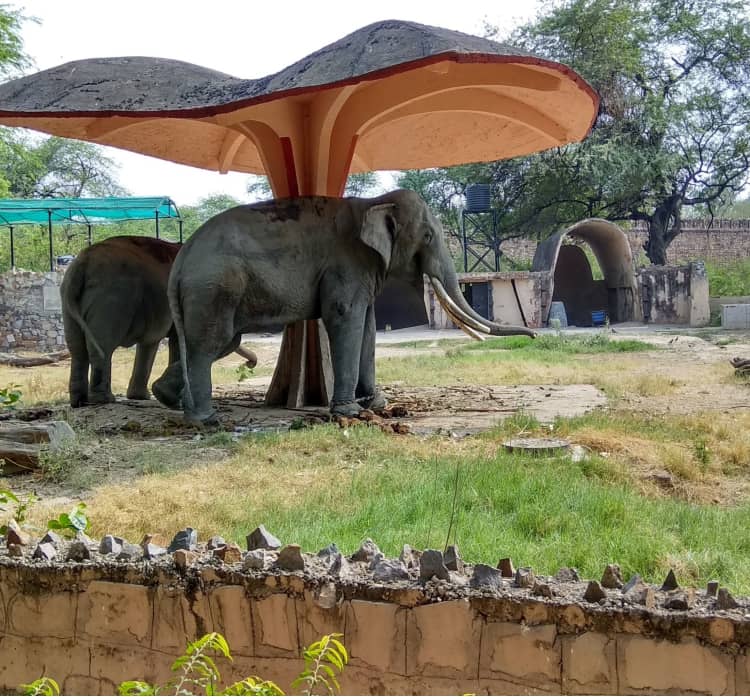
[355,303,387,411]
[127,341,158,400]
[152,361,183,410]
[323,294,368,417]
[167,328,179,366]
[64,313,90,408]
[183,351,219,425]
[87,342,115,404]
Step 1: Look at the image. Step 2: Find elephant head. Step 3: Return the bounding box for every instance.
[346,189,535,339]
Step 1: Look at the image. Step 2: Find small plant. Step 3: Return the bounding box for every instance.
[47,502,89,537]
[19,677,60,696]
[235,364,254,382]
[292,633,348,696]
[0,487,36,534]
[0,383,22,409]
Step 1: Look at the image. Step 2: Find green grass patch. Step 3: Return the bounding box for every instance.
[462,333,655,354]
[222,424,750,592]
[706,259,750,297]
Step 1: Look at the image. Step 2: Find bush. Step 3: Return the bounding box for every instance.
[705,259,750,297]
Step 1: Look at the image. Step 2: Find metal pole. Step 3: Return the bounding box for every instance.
[9,226,14,270]
[48,210,54,271]
[155,211,160,239]
[87,224,93,246]
[178,219,183,243]
[462,211,469,273]
[493,210,500,272]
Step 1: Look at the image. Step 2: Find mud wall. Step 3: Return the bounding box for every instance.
[1,561,748,696]
[0,270,65,352]
[499,219,750,266]
[639,262,710,326]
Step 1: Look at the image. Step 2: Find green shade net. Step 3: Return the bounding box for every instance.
[0,197,181,226]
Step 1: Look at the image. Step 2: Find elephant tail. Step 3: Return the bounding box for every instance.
[60,260,105,360]
[168,274,194,411]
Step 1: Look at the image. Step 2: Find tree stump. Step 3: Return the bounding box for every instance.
[0,421,75,473]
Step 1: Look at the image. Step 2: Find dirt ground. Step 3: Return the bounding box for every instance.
[3,324,750,505]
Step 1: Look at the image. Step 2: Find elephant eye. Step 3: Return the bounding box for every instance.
[424,230,433,244]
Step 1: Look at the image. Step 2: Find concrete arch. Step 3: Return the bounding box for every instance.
[532,218,641,325]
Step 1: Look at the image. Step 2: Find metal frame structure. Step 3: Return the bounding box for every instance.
[461,209,500,272]
[0,197,183,271]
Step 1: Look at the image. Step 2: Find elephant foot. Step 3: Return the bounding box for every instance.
[183,408,220,427]
[330,400,363,418]
[152,379,182,410]
[126,389,151,401]
[87,391,116,405]
[358,390,387,411]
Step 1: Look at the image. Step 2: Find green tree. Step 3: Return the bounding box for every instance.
[246,171,381,199]
[401,0,750,266]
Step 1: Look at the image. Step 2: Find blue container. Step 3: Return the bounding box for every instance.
[465,184,492,213]
[591,310,607,326]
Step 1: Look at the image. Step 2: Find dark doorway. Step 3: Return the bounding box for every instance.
[461,281,491,320]
[374,278,428,330]
[552,246,608,326]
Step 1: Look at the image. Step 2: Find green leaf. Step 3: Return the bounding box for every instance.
[117,681,156,696]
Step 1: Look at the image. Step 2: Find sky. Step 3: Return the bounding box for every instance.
[12,0,541,207]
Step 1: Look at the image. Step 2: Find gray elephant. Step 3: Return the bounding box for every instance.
[61,236,257,407]
[152,190,534,424]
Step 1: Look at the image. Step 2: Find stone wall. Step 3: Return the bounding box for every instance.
[639,262,710,326]
[0,270,65,352]
[499,219,750,267]
[0,558,747,696]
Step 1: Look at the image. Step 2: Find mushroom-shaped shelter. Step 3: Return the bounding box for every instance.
[0,19,599,407]
[532,219,640,326]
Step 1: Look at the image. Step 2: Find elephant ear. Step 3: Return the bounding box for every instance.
[359,203,397,269]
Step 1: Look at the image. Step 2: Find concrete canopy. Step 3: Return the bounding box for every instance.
[0,20,598,198]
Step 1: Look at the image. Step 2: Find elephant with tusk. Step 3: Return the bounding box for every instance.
[61,236,257,408]
[151,189,534,424]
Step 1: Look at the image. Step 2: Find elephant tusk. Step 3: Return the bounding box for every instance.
[430,277,492,335]
[440,302,486,341]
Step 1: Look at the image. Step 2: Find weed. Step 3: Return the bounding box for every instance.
[47,502,89,537]
[0,383,22,409]
[0,488,36,534]
[235,364,254,381]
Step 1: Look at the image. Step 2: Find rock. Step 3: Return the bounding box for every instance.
[173,549,200,569]
[419,549,450,582]
[444,545,464,573]
[706,580,720,597]
[246,525,281,551]
[498,557,515,578]
[243,549,267,570]
[168,528,198,553]
[329,553,354,579]
[40,530,64,548]
[206,535,226,550]
[623,582,656,609]
[584,580,607,603]
[315,582,338,609]
[143,542,167,559]
[213,543,242,564]
[532,581,553,598]
[555,567,580,583]
[368,551,385,570]
[651,469,674,488]
[276,544,305,571]
[622,574,642,594]
[32,542,57,561]
[470,563,505,590]
[515,567,535,589]
[372,558,410,583]
[7,543,22,558]
[66,540,91,562]
[75,531,97,549]
[660,569,679,591]
[399,544,421,569]
[663,589,695,610]
[99,535,124,555]
[350,538,381,563]
[601,563,623,589]
[116,542,142,561]
[317,543,339,557]
[717,587,739,610]
[6,519,29,547]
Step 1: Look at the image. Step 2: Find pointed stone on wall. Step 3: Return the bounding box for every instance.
[246,525,281,551]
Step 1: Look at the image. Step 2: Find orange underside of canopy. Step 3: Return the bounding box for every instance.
[0,56,597,198]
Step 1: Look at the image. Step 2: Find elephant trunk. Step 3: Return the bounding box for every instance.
[429,263,536,339]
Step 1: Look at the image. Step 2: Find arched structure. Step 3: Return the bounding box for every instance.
[532,219,641,325]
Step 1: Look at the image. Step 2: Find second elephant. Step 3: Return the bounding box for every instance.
[61,236,257,407]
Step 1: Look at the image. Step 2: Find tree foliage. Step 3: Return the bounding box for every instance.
[400,0,750,265]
